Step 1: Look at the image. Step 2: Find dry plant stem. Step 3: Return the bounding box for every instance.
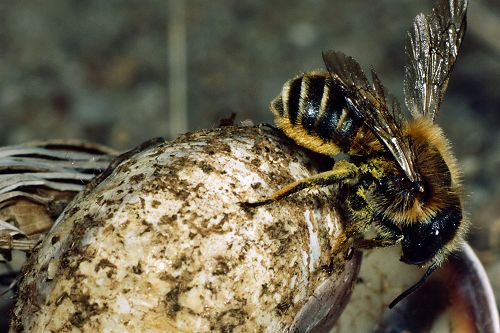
[10,126,360,332]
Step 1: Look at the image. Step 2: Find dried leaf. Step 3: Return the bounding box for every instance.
[0,140,116,260]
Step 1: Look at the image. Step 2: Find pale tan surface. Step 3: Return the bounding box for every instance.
[11,126,359,332]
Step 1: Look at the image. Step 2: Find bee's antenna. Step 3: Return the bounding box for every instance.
[388,262,438,309]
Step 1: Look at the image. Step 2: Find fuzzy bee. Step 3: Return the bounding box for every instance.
[248,0,468,307]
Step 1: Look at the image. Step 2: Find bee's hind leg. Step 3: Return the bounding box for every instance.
[244,160,358,207]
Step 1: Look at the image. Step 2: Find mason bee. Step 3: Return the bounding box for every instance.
[248,0,468,307]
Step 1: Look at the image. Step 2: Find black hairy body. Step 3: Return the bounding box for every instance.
[247,0,469,307]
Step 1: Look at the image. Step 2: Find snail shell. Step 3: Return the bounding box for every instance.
[10,126,360,332]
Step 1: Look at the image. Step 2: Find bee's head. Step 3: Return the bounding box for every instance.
[398,119,468,266]
[400,199,462,266]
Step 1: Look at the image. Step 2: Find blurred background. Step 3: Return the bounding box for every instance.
[0,0,498,323]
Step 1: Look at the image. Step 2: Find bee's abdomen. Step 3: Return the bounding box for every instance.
[271,72,363,155]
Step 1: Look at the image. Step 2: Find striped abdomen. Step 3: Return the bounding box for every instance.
[271,72,374,156]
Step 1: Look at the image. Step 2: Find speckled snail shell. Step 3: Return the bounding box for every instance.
[10,126,360,332]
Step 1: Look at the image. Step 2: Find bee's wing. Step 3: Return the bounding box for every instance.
[322,51,421,184]
[404,0,467,122]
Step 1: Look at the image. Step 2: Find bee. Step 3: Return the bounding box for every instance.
[247,0,468,307]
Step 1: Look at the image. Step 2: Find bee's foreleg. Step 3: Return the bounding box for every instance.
[245,160,358,207]
[356,236,400,249]
[356,218,403,249]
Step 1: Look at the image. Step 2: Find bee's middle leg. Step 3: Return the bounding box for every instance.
[245,160,358,207]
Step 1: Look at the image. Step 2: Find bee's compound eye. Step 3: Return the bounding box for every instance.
[413,179,426,194]
[401,205,462,265]
[413,178,432,204]
[401,224,442,265]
